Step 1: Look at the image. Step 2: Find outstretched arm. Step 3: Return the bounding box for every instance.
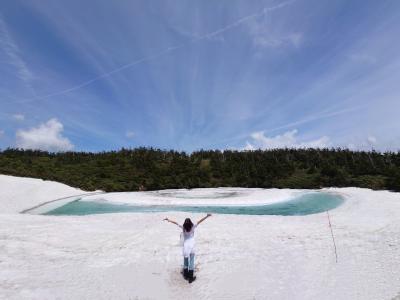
[197,213,212,226]
[163,217,181,228]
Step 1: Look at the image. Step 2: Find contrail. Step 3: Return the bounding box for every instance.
[194,1,294,41]
[263,105,366,134]
[12,1,294,104]
[14,44,185,104]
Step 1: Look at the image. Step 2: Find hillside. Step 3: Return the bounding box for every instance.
[0,148,399,192]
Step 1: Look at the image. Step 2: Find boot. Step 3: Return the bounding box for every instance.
[183,268,189,279]
[188,270,196,283]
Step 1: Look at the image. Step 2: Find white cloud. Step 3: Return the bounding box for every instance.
[0,130,4,137]
[347,135,379,151]
[12,114,25,121]
[367,135,377,146]
[16,118,74,152]
[125,131,135,138]
[244,129,330,150]
[347,143,356,150]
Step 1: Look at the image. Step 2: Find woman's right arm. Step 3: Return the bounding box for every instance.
[196,213,212,226]
[164,217,181,227]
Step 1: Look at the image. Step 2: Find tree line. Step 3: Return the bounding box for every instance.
[0,147,399,192]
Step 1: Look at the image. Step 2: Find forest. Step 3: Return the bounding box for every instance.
[0,148,399,192]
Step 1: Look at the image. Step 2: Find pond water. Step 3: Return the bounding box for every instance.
[43,192,344,216]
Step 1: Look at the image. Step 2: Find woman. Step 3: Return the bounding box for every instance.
[164,213,212,283]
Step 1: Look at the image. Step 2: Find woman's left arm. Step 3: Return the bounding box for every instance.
[197,213,212,226]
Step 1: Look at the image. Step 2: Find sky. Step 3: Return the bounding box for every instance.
[1,0,400,152]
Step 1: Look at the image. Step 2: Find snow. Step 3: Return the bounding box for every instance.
[81,187,300,206]
[1,175,400,299]
[0,175,86,214]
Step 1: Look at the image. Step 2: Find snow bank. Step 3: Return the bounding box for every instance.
[1,175,400,300]
[0,175,86,213]
[81,187,300,206]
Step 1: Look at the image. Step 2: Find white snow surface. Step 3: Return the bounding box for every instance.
[0,175,86,214]
[1,175,400,300]
[81,187,300,206]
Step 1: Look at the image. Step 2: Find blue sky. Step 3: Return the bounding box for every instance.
[1,0,400,152]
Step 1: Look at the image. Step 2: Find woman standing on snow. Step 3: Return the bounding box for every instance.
[164,214,212,283]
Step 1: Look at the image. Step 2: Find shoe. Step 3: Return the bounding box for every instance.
[188,270,196,283]
[183,269,189,279]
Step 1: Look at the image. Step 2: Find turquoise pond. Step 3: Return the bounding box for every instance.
[43,192,344,216]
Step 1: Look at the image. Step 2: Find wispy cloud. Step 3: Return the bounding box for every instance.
[125,131,135,139]
[347,53,377,64]
[12,114,25,121]
[265,106,366,135]
[198,0,295,41]
[12,1,294,104]
[211,105,365,149]
[1,1,400,152]
[246,1,302,50]
[0,16,34,92]
[250,28,303,49]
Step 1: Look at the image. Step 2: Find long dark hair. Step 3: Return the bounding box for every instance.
[183,218,194,232]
